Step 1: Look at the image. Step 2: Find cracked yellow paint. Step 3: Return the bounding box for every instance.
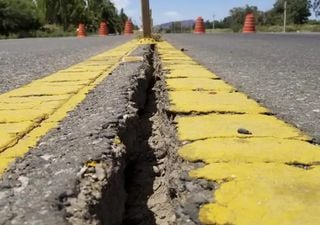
[179,137,320,164]
[192,163,320,225]
[164,64,206,71]
[9,86,81,96]
[166,78,234,92]
[0,121,38,152]
[0,110,48,123]
[0,40,138,175]
[162,59,197,66]
[176,114,309,141]
[169,92,268,114]
[86,161,97,168]
[158,40,320,225]
[38,71,103,82]
[138,38,157,44]
[70,65,113,71]
[165,69,218,79]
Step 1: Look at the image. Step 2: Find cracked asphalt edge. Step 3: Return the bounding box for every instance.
[0,45,150,225]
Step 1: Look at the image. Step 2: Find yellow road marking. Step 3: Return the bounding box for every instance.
[176,114,309,141]
[158,41,320,225]
[165,69,217,79]
[169,92,268,114]
[194,164,320,225]
[166,78,234,91]
[0,40,139,175]
[179,137,320,164]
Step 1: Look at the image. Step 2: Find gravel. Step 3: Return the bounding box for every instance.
[0,36,132,94]
[164,33,320,141]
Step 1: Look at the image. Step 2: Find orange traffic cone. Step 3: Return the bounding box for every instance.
[77,23,86,37]
[99,21,108,36]
[243,13,256,33]
[194,17,206,34]
[124,19,134,35]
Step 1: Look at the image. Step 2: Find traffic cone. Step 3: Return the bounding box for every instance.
[243,13,256,33]
[194,17,206,34]
[124,19,134,35]
[99,21,108,36]
[77,23,86,37]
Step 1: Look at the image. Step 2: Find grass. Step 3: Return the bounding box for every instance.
[206,28,233,33]
[257,24,320,33]
[0,24,76,39]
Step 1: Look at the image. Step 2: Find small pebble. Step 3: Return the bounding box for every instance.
[153,166,161,175]
[237,128,252,135]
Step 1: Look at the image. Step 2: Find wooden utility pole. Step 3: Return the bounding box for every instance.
[212,14,215,32]
[283,0,287,33]
[141,0,152,38]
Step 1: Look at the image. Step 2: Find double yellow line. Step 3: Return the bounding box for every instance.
[0,40,138,175]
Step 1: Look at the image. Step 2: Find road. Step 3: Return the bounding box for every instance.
[0,36,132,94]
[158,40,320,225]
[0,39,144,225]
[164,33,320,141]
[0,34,319,225]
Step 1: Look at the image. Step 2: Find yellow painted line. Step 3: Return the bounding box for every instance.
[0,40,139,175]
[165,69,218,79]
[169,92,268,114]
[158,41,320,225]
[166,78,234,92]
[176,114,309,141]
[193,163,320,225]
[179,137,320,165]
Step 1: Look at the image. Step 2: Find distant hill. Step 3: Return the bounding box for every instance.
[156,20,195,29]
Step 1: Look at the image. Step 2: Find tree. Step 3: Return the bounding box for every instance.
[100,0,122,33]
[0,0,130,35]
[267,0,311,24]
[313,0,320,15]
[119,8,128,30]
[0,0,41,35]
[226,5,265,32]
[205,20,212,29]
[34,0,125,33]
[37,0,86,30]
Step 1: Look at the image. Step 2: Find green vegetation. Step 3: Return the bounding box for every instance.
[314,0,320,15]
[257,23,320,32]
[0,0,129,38]
[159,0,319,33]
[205,0,320,32]
[268,0,311,24]
[0,0,41,36]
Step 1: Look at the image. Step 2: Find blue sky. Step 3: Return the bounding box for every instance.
[111,0,276,25]
[111,0,318,25]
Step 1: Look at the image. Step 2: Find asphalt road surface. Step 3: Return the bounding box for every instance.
[165,33,320,141]
[0,36,132,94]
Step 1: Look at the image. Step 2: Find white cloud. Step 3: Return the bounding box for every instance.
[111,0,131,10]
[163,11,182,21]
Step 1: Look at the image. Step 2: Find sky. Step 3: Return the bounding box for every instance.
[111,0,276,25]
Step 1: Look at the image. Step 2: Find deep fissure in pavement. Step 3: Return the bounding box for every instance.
[121,66,158,225]
[120,44,177,225]
[120,45,158,225]
[66,44,179,225]
[64,44,214,225]
[118,45,217,225]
